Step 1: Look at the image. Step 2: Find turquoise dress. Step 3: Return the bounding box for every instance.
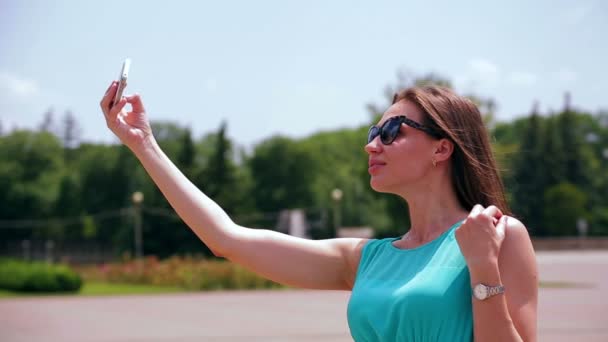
[347,221,473,341]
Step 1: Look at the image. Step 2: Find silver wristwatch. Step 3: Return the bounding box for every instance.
[472,283,505,300]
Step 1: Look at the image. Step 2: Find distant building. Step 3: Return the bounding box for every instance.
[277,209,311,239]
[337,227,374,239]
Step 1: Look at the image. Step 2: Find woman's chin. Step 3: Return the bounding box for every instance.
[370,177,389,193]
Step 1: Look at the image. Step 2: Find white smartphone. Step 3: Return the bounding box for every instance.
[112,58,131,108]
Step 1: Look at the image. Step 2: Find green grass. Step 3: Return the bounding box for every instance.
[539,281,593,289]
[0,290,16,298]
[0,282,187,298]
[80,282,187,295]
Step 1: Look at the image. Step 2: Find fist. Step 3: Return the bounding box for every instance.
[99,81,154,152]
[455,204,508,269]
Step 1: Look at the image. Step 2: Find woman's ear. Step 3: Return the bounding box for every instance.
[433,138,454,162]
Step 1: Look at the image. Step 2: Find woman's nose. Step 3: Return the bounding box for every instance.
[364,136,383,154]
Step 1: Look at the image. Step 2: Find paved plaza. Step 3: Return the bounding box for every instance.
[1,250,607,342]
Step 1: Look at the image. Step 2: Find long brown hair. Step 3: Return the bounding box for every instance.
[393,86,510,214]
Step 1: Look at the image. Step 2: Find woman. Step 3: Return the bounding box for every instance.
[100,82,537,341]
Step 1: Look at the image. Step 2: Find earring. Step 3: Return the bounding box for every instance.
[432,159,437,167]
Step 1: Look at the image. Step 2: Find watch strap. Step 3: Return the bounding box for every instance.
[488,285,505,297]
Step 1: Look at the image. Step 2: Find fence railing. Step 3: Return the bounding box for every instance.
[0,207,331,264]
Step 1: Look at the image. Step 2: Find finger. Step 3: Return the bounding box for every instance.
[125,94,145,113]
[108,96,128,120]
[496,215,507,239]
[482,205,503,224]
[100,82,118,112]
[468,204,484,218]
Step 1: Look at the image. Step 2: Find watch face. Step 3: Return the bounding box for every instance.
[474,284,488,300]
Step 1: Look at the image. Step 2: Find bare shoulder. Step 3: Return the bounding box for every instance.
[498,215,536,262]
[505,215,529,235]
[498,215,538,290]
[502,216,534,251]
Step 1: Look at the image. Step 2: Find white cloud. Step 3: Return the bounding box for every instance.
[507,71,538,86]
[454,58,501,89]
[553,68,578,83]
[469,59,499,76]
[0,71,40,97]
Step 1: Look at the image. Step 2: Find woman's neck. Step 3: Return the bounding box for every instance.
[396,175,469,244]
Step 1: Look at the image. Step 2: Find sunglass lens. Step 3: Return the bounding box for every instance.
[368,126,379,144]
[381,119,400,144]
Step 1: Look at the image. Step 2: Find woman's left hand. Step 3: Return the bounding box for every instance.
[455,204,508,271]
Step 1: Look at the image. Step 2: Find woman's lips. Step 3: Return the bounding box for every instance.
[368,162,386,175]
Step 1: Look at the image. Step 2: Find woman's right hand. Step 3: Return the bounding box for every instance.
[100,81,154,152]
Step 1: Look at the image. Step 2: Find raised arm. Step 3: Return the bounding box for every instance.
[456,206,538,341]
[100,82,367,290]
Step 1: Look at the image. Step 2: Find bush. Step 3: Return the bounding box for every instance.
[77,255,283,291]
[0,259,83,293]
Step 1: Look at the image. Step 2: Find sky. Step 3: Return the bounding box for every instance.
[1,0,607,150]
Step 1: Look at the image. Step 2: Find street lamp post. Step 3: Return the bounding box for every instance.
[132,191,144,269]
[331,188,343,237]
[577,218,588,249]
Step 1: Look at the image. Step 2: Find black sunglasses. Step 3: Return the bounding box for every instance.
[367,115,442,145]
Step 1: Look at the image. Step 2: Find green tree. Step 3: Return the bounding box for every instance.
[50,173,82,240]
[300,127,372,237]
[540,116,566,187]
[196,122,251,216]
[511,111,547,235]
[38,108,56,133]
[543,182,588,236]
[248,136,316,213]
[0,131,64,244]
[556,109,593,188]
[151,122,190,159]
[587,111,608,233]
[553,107,604,234]
[76,144,126,249]
[177,128,196,179]
[0,131,64,219]
[61,110,81,163]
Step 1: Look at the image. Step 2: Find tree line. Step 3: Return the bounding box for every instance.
[1,73,607,259]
